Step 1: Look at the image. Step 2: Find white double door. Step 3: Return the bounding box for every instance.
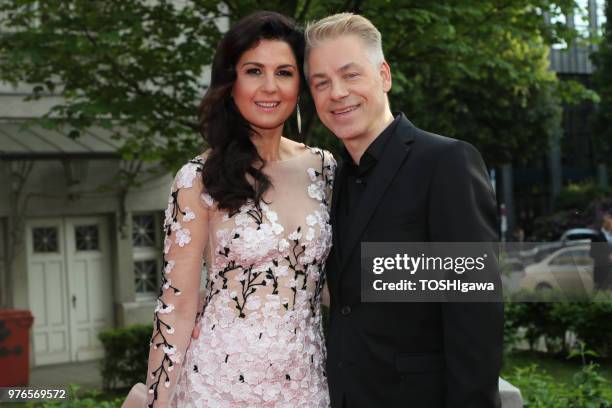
[26,216,114,366]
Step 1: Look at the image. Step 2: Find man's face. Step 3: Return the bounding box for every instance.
[307,35,391,144]
[603,214,612,231]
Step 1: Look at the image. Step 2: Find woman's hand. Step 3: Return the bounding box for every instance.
[191,289,206,339]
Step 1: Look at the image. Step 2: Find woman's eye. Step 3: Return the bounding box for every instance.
[277,70,293,77]
[345,72,359,79]
[246,68,261,75]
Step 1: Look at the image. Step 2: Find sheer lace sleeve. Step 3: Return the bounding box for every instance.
[317,149,335,308]
[145,156,211,407]
[322,149,336,210]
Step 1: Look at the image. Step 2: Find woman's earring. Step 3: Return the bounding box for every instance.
[297,103,302,135]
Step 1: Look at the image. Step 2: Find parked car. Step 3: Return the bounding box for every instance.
[559,228,601,242]
[520,244,594,295]
[517,228,600,263]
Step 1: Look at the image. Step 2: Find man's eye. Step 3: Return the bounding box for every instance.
[345,72,359,79]
[246,68,261,75]
[315,81,329,89]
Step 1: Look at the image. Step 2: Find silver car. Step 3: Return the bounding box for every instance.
[520,244,594,294]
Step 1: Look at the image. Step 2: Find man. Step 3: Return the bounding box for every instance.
[305,13,503,408]
[590,211,612,290]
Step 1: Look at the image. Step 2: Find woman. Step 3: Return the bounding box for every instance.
[144,11,335,407]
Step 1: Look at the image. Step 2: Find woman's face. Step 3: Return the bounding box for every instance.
[232,39,300,135]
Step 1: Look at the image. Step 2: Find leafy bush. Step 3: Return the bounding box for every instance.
[555,182,612,212]
[505,290,612,358]
[553,292,612,359]
[507,364,610,407]
[505,291,574,355]
[530,185,611,240]
[530,209,588,241]
[98,324,152,390]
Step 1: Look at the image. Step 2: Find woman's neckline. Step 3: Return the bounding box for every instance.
[264,143,310,164]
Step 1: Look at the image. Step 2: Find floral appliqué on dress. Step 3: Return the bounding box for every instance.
[146,148,336,408]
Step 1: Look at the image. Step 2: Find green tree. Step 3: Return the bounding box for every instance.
[591,0,612,166]
[0,0,595,170]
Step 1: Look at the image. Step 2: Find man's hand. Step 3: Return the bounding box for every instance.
[191,290,206,339]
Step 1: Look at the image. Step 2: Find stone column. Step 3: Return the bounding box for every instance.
[500,377,523,407]
[596,163,609,188]
[500,164,515,239]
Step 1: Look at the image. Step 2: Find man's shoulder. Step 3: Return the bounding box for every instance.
[390,114,485,164]
[407,125,478,161]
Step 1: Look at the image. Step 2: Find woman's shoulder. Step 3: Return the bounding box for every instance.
[195,149,212,163]
[304,145,336,169]
[173,150,211,189]
[172,152,214,207]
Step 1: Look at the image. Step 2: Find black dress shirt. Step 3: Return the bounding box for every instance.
[336,115,401,258]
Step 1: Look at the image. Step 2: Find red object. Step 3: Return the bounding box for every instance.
[0,309,34,386]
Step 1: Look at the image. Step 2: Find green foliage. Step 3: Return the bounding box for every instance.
[0,0,594,169]
[505,292,573,355]
[0,0,221,170]
[530,209,588,241]
[25,384,123,408]
[98,324,152,390]
[507,364,611,407]
[555,182,612,212]
[555,293,612,359]
[529,187,612,240]
[505,291,612,358]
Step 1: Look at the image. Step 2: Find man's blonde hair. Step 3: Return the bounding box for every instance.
[304,13,385,78]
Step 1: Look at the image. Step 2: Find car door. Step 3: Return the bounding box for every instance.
[549,248,592,295]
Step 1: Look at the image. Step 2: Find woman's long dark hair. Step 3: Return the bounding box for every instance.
[199,11,305,215]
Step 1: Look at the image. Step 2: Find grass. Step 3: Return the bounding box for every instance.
[502,350,612,401]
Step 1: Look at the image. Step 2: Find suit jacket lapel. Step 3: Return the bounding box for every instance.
[338,115,416,275]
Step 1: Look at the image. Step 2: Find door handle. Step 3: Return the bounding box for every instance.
[72,295,76,308]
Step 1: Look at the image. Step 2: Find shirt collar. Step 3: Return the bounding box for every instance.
[603,227,612,242]
[340,112,402,167]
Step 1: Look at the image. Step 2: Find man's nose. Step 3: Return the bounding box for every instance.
[330,81,349,100]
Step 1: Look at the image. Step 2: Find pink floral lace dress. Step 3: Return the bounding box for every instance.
[145,147,335,408]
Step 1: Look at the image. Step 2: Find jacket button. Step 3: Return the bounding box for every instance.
[341,305,351,316]
[338,361,344,369]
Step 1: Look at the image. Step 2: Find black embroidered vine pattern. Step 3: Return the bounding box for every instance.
[234,265,268,318]
[147,158,205,408]
[266,260,280,295]
[151,150,335,405]
[307,147,334,208]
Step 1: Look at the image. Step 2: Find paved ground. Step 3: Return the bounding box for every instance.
[29,359,103,390]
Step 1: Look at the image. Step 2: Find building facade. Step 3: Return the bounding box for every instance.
[0,84,178,367]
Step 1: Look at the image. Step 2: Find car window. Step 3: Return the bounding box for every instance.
[549,250,592,266]
[567,233,596,241]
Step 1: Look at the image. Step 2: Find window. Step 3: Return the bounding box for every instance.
[596,0,607,36]
[132,214,156,247]
[550,7,569,49]
[33,227,59,253]
[75,225,99,251]
[132,213,162,297]
[134,260,158,293]
[550,249,592,266]
[573,0,591,38]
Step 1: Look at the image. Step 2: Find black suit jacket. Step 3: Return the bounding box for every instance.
[325,114,503,408]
